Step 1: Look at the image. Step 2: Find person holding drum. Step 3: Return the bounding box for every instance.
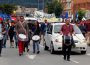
[32,21,41,54]
[15,16,29,56]
[61,18,75,61]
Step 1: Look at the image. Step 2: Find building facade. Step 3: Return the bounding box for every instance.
[0,0,52,10]
[73,0,90,19]
[73,0,90,13]
[59,0,72,17]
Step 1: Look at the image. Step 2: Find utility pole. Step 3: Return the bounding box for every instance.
[43,0,44,11]
[38,0,39,10]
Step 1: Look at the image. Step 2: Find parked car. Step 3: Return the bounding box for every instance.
[44,23,87,54]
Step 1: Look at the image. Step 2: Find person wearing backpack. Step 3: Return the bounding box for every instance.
[61,18,75,61]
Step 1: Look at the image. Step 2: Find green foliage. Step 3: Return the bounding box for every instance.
[46,3,54,14]
[0,4,17,15]
[78,9,86,21]
[46,0,63,18]
[54,1,63,18]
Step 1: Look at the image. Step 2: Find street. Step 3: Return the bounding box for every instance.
[0,39,90,65]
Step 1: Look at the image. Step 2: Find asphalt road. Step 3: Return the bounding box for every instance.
[0,40,90,65]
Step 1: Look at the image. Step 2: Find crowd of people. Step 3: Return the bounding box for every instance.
[0,16,89,61]
[0,16,48,57]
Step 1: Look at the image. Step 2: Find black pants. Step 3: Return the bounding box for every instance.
[62,45,71,60]
[0,40,3,55]
[9,35,14,42]
[62,36,73,60]
[24,41,29,52]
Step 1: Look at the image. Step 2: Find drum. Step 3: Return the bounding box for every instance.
[18,34,27,41]
[64,36,71,46]
[0,34,3,40]
[32,35,40,41]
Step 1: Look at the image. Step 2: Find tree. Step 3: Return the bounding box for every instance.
[54,1,63,18]
[46,3,54,14]
[0,4,17,15]
[78,9,86,21]
[46,0,63,18]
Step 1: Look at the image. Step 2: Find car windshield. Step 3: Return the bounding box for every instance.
[54,24,82,34]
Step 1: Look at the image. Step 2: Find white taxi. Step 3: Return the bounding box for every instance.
[44,23,87,54]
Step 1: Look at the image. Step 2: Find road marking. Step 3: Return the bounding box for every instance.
[86,53,90,56]
[61,56,79,64]
[26,53,36,60]
[71,59,79,64]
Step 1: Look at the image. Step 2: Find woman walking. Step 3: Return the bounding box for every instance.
[8,22,15,48]
[32,21,41,54]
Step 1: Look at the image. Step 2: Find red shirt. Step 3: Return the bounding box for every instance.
[61,24,74,36]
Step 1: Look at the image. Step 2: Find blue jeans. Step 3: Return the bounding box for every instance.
[14,34,18,47]
[33,41,40,53]
[3,34,7,48]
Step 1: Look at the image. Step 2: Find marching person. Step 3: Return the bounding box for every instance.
[40,20,47,45]
[15,16,29,56]
[32,21,40,54]
[8,22,15,48]
[2,25,7,48]
[6,19,10,40]
[61,18,75,61]
[0,20,3,57]
[78,22,87,37]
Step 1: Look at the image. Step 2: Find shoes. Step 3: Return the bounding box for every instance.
[23,50,25,52]
[67,59,70,61]
[3,46,6,48]
[63,57,66,60]
[10,46,14,48]
[63,57,70,61]
[37,51,40,54]
[0,54,1,57]
[12,46,14,48]
[27,49,29,52]
[19,53,23,56]
[19,54,22,56]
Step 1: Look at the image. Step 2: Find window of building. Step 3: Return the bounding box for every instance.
[67,2,71,9]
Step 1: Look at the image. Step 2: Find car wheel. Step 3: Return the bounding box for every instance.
[81,51,86,54]
[50,43,55,54]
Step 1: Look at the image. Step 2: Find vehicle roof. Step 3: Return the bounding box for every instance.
[25,17,37,21]
[51,22,75,26]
